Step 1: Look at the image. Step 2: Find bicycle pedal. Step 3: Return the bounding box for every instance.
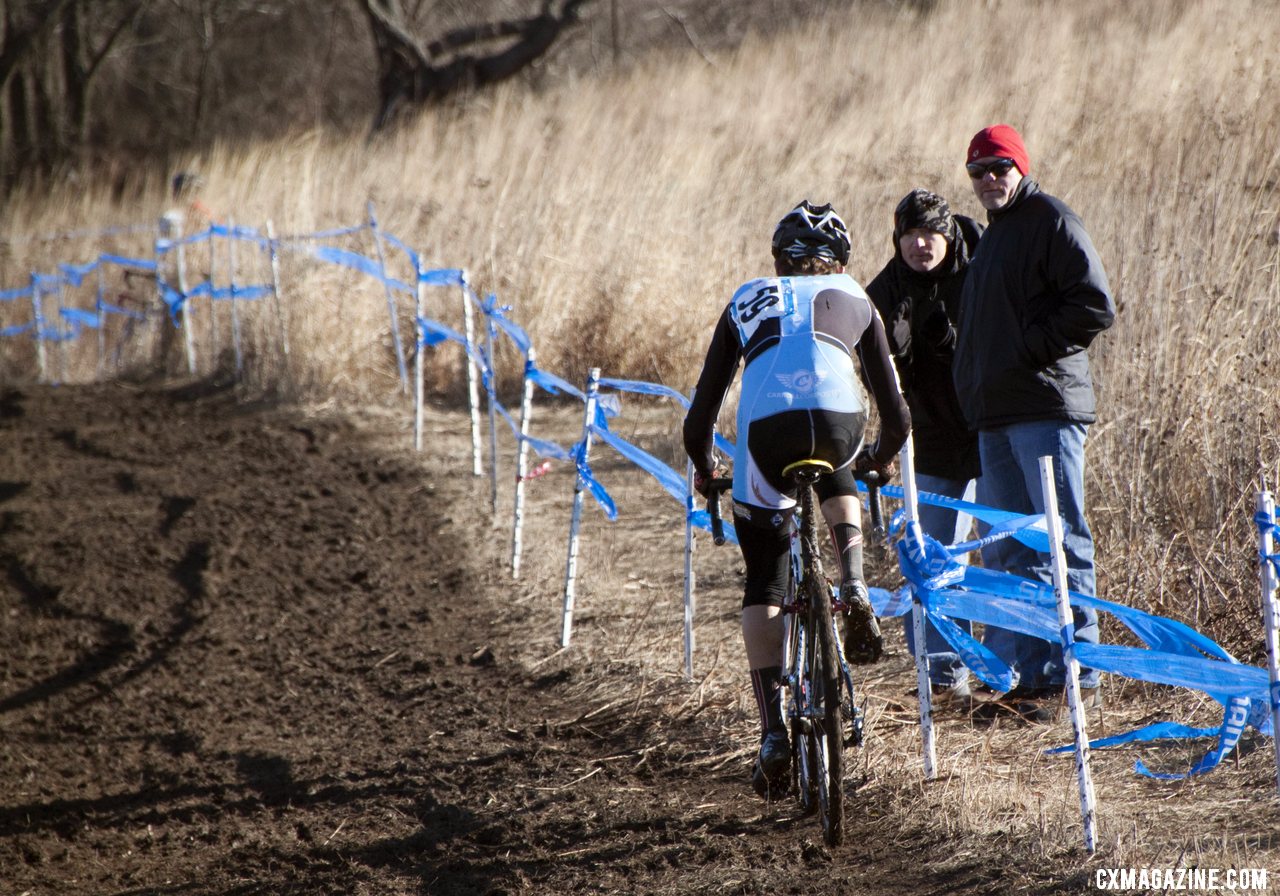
[845,710,865,747]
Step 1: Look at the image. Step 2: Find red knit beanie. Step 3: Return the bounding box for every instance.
[967,124,1030,176]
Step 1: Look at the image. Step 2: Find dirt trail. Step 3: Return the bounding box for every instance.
[0,381,998,895]
[3,381,1272,896]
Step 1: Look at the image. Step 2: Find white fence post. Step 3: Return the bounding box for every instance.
[511,346,537,578]
[1038,454,1098,854]
[207,223,221,366]
[413,259,426,452]
[484,297,500,517]
[228,217,243,375]
[683,458,697,681]
[561,367,601,648]
[900,434,937,780]
[30,275,47,383]
[460,274,484,477]
[174,225,197,375]
[265,221,293,390]
[95,263,107,377]
[55,280,68,383]
[1256,487,1280,796]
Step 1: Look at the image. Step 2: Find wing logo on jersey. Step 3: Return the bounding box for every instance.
[775,369,828,394]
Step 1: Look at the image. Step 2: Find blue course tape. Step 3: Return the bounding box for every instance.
[1,285,34,301]
[420,268,466,287]
[891,519,1272,777]
[7,221,1274,780]
[310,245,412,294]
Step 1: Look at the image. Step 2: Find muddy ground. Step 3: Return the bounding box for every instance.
[1,380,1277,896]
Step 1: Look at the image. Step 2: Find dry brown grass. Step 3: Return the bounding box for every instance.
[472,398,1280,885]
[9,0,1277,641]
[3,0,1280,881]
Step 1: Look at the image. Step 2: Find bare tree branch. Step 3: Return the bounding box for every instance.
[359,0,595,132]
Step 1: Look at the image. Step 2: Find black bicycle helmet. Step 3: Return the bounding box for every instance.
[771,200,851,266]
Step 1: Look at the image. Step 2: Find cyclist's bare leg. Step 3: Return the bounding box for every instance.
[742,604,785,669]
[819,494,861,529]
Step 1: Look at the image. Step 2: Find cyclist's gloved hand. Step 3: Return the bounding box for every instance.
[853,446,895,484]
[693,464,725,499]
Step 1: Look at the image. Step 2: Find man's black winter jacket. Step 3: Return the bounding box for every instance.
[867,215,983,481]
[953,178,1115,429]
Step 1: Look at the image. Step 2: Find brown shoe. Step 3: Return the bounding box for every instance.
[840,579,882,664]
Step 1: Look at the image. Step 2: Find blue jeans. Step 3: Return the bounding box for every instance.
[903,473,976,689]
[977,421,1100,690]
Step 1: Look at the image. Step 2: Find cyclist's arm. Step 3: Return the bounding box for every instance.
[856,310,911,465]
[682,307,741,477]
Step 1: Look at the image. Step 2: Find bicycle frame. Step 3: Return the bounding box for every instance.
[703,469,867,846]
[780,496,864,752]
[782,473,850,845]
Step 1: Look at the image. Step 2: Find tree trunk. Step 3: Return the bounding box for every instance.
[360,0,594,132]
[62,2,89,155]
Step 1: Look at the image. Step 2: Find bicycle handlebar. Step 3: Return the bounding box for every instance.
[702,469,885,546]
[703,477,733,545]
[861,470,885,540]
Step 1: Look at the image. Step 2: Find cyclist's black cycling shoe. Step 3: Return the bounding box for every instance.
[750,727,791,798]
[840,579,883,665]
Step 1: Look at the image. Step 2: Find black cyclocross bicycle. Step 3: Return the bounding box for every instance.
[706,462,881,847]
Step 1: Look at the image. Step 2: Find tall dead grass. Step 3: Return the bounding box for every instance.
[2,1,1279,646]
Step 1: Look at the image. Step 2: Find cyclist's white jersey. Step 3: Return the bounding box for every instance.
[684,270,908,515]
[732,273,872,433]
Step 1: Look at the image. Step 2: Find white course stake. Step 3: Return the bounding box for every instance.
[169,220,197,375]
[95,264,107,377]
[1038,454,1098,853]
[30,275,47,383]
[511,346,537,578]
[228,217,243,375]
[264,221,293,391]
[460,275,484,477]
[56,280,68,383]
[900,435,937,781]
[1256,487,1280,796]
[683,459,697,681]
[207,221,220,365]
[561,368,601,647]
[413,260,426,452]
[484,300,500,516]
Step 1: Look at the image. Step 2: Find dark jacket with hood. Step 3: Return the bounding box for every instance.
[953,178,1115,429]
[867,214,983,481]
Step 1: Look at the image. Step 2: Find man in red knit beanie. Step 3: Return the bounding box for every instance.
[953,124,1116,723]
[968,125,1031,180]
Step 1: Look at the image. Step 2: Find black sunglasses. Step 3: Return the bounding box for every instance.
[966,158,1017,179]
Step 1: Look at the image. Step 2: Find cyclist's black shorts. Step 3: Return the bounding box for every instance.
[747,407,866,493]
[734,408,865,609]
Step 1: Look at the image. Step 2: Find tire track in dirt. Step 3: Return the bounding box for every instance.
[0,380,1085,895]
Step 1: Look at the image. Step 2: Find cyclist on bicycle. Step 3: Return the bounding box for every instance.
[683,200,911,795]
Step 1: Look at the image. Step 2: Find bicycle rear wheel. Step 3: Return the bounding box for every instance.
[800,485,844,846]
[790,616,818,815]
[808,578,844,845]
